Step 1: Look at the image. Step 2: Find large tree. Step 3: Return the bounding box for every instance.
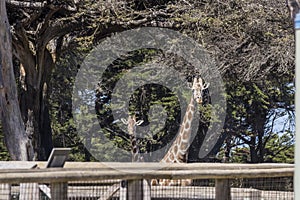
[0,1,30,160]
[5,0,86,160]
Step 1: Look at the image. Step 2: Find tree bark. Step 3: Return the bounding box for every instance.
[250,136,257,163]
[0,1,32,161]
[17,45,54,160]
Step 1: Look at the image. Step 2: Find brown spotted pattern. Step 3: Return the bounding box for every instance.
[152,77,208,186]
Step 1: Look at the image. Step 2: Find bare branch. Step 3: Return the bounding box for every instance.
[11,23,36,85]
[39,18,82,48]
[6,0,46,8]
[36,7,61,39]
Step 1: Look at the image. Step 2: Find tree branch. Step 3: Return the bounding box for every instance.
[11,23,36,86]
[38,18,83,49]
[6,0,46,8]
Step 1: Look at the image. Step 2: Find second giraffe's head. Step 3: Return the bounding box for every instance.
[192,77,209,104]
[121,115,144,136]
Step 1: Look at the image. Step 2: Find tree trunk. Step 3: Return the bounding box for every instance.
[256,113,266,163]
[0,1,32,161]
[18,48,54,160]
[250,136,258,163]
[12,22,56,160]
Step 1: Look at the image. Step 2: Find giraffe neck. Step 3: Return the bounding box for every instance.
[131,134,139,162]
[161,96,196,163]
[127,116,139,162]
[152,77,206,186]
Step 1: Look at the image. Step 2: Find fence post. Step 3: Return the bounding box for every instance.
[122,179,150,200]
[51,182,67,200]
[19,183,40,200]
[215,179,231,200]
[295,11,300,200]
[127,180,143,200]
[0,184,10,200]
[143,179,151,200]
[119,180,127,200]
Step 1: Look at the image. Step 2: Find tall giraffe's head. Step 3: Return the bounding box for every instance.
[191,77,209,104]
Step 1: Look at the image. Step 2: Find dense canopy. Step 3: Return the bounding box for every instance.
[0,0,296,163]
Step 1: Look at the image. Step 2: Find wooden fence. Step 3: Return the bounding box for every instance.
[0,162,294,200]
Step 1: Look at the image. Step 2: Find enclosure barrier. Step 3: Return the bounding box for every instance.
[0,162,294,200]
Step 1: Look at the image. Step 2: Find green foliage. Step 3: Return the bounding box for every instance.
[93,49,186,161]
[49,50,94,162]
[222,76,294,163]
[264,131,294,163]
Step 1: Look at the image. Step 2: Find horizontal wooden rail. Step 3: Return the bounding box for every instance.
[1,161,293,170]
[52,162,295,170]
[0,162,294,184]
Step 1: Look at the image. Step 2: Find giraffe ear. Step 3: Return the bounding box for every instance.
[121,118,128,124]
[136,120,144,126]
[203,82,209,89]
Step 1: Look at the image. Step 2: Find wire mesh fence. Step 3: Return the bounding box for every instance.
[1,177,294,200]
[0,162,294,200]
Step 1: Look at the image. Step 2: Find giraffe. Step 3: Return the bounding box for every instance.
[121,115,144,162]
[120,115,151,200]
[152,77,209,186]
